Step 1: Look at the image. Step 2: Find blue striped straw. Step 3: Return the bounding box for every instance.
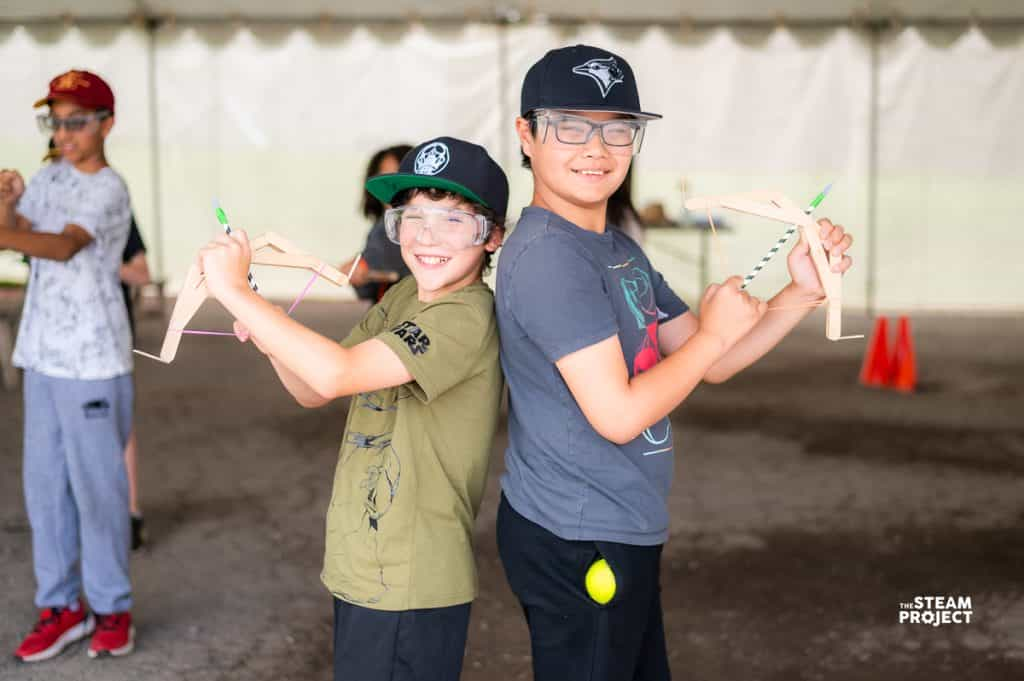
[740,183,832,290]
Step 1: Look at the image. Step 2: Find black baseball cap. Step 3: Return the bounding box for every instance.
[365,136,509,219]
[521,44,661,120]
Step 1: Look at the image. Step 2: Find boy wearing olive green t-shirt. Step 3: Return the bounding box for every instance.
[197,137,508,681]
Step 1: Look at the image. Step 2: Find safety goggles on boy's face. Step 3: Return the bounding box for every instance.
[36,111,110,134]
[384,206,492,250]
[535,110,646,156]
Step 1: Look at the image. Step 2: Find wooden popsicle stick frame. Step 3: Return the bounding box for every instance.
[685,191,860,342]
[135,232,349,364]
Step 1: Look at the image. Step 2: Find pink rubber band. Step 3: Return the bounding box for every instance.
[286,264,326,316]
[181,263,326,336]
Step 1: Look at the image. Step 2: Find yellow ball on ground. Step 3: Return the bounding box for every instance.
[585,558,616,605]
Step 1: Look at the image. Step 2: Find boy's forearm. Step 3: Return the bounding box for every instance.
[0,228,80,261]
[614,331,723,442]
[267,354,330,407]
[705,282,817,382]
[120,255,151,286]
[217,286,353,400]
[0,206,17,231]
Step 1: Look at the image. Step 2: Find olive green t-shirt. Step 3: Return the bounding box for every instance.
[322,276,502,611]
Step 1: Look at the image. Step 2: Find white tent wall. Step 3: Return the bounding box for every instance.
[1,19,1022,310]
[152,22,502,299]
[876,26,1024,312]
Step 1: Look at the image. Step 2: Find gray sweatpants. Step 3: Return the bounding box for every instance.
[22,369,133,614]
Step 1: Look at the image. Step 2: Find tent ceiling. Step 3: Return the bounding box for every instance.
[3,1,1024,24]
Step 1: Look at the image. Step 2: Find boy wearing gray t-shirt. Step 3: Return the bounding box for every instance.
[497,45,856,681]
[0,70,136,663]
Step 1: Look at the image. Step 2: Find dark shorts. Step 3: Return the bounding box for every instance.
[497,493,670,681]
[333,597,471,681]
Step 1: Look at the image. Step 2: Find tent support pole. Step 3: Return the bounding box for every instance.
[496,15,511,174]
[145,18,165,283]
[866,24,881,318]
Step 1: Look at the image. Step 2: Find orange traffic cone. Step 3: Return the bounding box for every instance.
[890,316,917,393]
[859,316,891,388]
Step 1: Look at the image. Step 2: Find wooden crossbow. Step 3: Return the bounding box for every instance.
[684,191,861,342]
[135,232,350,363]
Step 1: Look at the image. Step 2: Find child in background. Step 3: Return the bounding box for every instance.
[342,144,414,301]
[1,69,136,662]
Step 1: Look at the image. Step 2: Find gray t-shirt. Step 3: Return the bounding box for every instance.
[13,160,133,380]
[497,206,689,546]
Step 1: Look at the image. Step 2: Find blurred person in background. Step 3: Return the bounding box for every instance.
[606,165,645,244]
[341,144,413,301]
[118,217,150,551]
[3,68,137,662]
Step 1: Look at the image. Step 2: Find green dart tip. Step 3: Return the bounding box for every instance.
[808,183,833,211]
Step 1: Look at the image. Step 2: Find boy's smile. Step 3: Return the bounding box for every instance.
[551,139,625,198]
[571,165,615,181]
[413,252,452,268]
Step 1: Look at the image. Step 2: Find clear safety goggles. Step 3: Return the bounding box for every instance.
[535,110,646,155]
[384,205,492,250]
[36,111,110,134]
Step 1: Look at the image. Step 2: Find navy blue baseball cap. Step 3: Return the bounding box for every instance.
[365,136,509,220]
[521,44,661,120]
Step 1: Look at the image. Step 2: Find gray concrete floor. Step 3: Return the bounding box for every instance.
[1,302,1022,680]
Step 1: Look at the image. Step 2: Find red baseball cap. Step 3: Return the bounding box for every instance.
[34,70,115,113]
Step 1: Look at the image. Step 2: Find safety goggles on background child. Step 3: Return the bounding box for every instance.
[384,206,492,250]
[37,111,111,134]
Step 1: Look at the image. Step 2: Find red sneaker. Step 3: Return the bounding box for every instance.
[13,600,95,663]
[88,612,134,658]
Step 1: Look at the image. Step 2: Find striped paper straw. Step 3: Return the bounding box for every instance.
[740,183,832,290]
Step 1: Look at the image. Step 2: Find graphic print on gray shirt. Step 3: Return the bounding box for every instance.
[14,160,133,380]
[496,206,689,546]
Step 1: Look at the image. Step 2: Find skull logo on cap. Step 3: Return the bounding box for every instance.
[414,142,450,176]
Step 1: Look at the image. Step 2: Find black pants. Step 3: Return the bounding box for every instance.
[497,494,670,681]
[333,597,471,681]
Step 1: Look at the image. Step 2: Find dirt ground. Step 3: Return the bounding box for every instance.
[1,301,1021,681]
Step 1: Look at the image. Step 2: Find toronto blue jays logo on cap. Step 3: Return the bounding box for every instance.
[414,142,450,176]
[571,57,625,98]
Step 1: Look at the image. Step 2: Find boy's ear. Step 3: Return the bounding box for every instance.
[484,226,505,252]
[99,114,115,139]
[515,117,535,164]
